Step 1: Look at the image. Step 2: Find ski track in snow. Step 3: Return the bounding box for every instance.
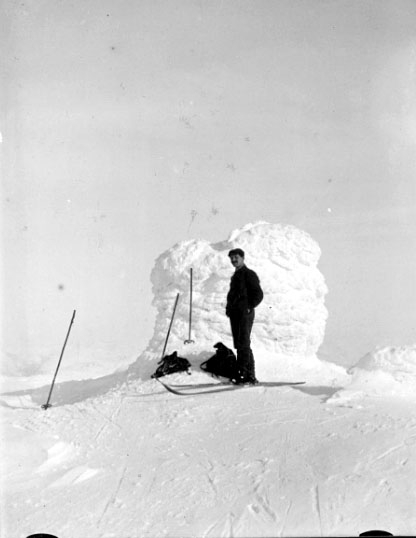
[98,464,128,528]
[2,375,416,537]
[312,484,323,537]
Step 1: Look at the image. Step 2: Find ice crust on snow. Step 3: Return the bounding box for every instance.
[129,222,330,380]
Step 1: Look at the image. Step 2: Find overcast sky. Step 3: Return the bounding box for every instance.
[3,0,416,376]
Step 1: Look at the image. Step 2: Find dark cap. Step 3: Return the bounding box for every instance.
[228,248,245,258]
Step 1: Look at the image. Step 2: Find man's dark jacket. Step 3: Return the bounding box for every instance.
[226,265,263,317]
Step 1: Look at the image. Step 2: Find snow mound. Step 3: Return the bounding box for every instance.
[129,222,329,380]
[329,345,416,402]
[36,441,76,473]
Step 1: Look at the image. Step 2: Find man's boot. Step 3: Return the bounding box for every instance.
[245,350,258,384]
[233,348,258,385]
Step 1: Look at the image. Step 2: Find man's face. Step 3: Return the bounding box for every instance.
[230,254,245,269]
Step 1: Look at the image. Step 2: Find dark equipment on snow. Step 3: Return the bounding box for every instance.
[42,310,76,410]
[151,351,191,378]
[152,293,190,378]
[184,268,195,344]
[160,293,180,360]
[200,342,239,381]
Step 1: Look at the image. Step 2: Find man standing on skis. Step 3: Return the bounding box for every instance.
[226,248,263,385]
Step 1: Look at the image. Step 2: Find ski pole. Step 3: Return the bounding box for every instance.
[42,309,76,410]
[184,268,194,344]
[161,293,179,361]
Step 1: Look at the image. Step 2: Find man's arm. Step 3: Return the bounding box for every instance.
[246,270,263,309]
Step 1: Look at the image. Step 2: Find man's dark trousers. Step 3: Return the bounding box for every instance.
[229,310,255,379]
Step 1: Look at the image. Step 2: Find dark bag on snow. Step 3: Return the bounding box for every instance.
[200,342,238,380]
[151,351,191,378]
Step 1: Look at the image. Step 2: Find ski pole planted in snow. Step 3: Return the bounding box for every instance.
[42,309,76,410]
[184,267,195,344]
[161,293,179,360]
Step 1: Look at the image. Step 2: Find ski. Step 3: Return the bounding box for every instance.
[155,378,238,396]
[155,377,190,396]
[155,378,305,396]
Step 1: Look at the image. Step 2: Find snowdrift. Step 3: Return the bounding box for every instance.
[329,345,416,402]
[129,221,330,381]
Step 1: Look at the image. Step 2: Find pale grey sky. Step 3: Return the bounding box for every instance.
[3,0,416,375]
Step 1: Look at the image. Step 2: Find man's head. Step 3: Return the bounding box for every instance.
[228,248,245,270]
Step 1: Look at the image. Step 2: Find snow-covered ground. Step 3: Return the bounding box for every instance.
[2,223,416,537]
[2,361,416,538]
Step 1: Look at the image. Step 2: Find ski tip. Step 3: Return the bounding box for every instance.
[155,377,185,395]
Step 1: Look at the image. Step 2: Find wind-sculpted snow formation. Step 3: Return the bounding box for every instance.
[130,221,329,379]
